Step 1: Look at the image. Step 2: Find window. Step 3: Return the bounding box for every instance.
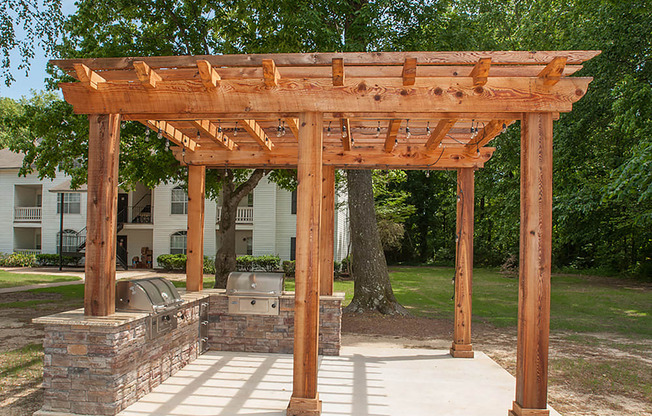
[290,237,296,261]
[291,190,297,214]
[247,192,254,207]
[57,229,79,253]
[170,186,188,214]
[56,193,81,214]
[170,231,187,254]
[246,237,253,255]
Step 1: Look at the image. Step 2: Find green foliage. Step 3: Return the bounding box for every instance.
[236,255,281,272]
[156,254,187,272]
[203,256,215,274]
[0,252,36,267]
[0,270,80,289]
[35,253,80,267]
[282,260,295,277]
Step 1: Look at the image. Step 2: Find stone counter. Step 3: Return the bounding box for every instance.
[34,293,209,416]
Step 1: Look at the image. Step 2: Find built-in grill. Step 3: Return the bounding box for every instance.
[116,277,184,339]
[226,272,284,316]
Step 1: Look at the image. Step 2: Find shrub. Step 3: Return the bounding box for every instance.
[36,253,80,267]
[282,260,296,277]
[0,252,37,267]
[236,255,281,272]
[157,254,187,271]
[203,256,215,274]
[341,255,351,275]
[333,260,342,274]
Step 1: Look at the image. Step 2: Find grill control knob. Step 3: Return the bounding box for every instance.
[272,303,277,308]
[250,299,256,306]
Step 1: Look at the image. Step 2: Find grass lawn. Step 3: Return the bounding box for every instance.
[0,270,81,289]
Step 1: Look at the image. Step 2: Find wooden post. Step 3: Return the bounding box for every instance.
[450,167,474,358]
[319,165,335,296]
[288,112,323,416]
[85,114,120,316]
[510,113,553,416]
[186,165,206,292]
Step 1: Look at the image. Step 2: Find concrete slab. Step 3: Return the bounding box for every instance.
[119,347,561,416]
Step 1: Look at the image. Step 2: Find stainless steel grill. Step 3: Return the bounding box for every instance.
[116,277,184,339]
[226,272,284,315]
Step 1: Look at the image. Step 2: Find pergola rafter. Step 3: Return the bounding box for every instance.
[51,50,599,416]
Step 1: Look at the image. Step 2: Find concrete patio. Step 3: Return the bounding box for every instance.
[118,346,561,416]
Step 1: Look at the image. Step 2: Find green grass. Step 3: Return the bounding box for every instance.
[0,344,43,380]
[386,266,651,336]
[0,270,81,289]
[0,284,85,309]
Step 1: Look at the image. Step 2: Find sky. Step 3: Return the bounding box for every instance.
[0,1,78,100]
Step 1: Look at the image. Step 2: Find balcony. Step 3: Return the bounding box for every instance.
[14,248,41,255]
[216,207,254,224]
[14,207,42,222]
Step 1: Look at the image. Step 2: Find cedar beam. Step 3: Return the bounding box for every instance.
[186,165,206,292]
[197,60,221,91]
[191,120,236,150]
[144,120,198,151]
[332,58,344,86]
[538,57,567,86]
[402,58,417,86]
[73,63,105,90]
[319,165,335,296]
[450,168,474,358]
[288,112,323,416]
[284,117,300,140]
[465,119,510,151]
[133,61,161,89]
[240,119,274,151]
[425,119,456,151]
[469,58,491,86]
[85,114,120,316]
[340,118,352,151]
[509,113,554,416]
[262,59,280,87]
[384,119,402,153]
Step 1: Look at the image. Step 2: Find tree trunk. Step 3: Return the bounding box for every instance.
[214,169,267,288]
[345,170,407,315]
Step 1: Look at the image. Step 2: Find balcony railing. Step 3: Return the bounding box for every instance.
[14,248,41,255]
[216,206,254,224]
[14,207,42,221]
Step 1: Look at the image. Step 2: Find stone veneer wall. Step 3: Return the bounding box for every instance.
[34,293,208,416]
[207,292,343,356]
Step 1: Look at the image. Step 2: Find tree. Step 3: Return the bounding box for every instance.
[0,0,62,86]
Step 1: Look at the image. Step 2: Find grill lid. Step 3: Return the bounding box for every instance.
[116,277,183,313]
[226,272,284,296]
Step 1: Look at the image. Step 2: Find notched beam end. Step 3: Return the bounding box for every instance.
[133,61,161,89]
[197,60,221,91]
[262,59,281,87]
[73,63,105,90]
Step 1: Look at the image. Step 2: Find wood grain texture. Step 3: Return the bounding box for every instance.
[191,120,236,149]
[469,58,491,86]
[319,166,335,296]
[340,118,351,151]
[512,112,553,414]
[58,76,593,115]
[240,119,274,151]
[50,50,601,71]
[285,117,300,140]
[425,119,456,151]
[133,61,161,89]
[384,119,402,153]
[73,63,105,90]
[290,112,323,409]
[196,60,221,91]
[186,165,206,292]
[332,58,344,86]
[402,57,417,86]
[174,145,495,169]
[262,59,280,86]
[450,168,474,358]
[84,114,120,316]
[538,57,567,86]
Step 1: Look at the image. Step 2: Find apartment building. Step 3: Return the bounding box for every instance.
[0,149,350,267]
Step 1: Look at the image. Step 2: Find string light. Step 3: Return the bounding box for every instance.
[426,121,431,136]
[233,121,238,136]
[502,122,507,133]
[341,124,347,139]
[196,130,201,140]
[165,138,170,150]
[157,128,162,140]
[121,121,126,130]
[217,120,222,133]
[145,129,150,139]
[376,121,381,137]
[327,121,332,137]
[277,119,283,137]
[281,120,286,136]
[405,119,411,139]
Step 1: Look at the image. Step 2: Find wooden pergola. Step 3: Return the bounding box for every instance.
[52,50,598,416]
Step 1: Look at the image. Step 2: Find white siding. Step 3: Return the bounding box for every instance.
[252,178,277,256]
[274,187,296,261]
[334,187,350,262]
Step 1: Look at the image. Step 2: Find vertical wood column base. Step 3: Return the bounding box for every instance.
[450,342,474,358]
[287,394,322,416]
[509,401,550,416]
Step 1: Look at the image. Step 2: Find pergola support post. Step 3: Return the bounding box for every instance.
[510,113,553,416]
[288,112,323,416]
[186,164,206,292]
[450,167,474,358]
[84,114,121,316]
[319,165,335,296]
